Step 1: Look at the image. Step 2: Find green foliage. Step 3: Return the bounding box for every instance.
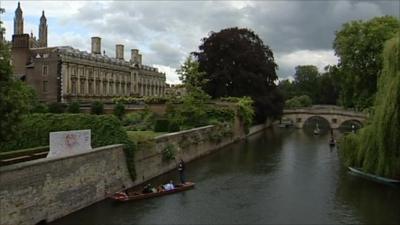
[126,130,162,148]
[143,96,168,104]
[123,110,156,131]
[0,113,134,152]
[237,97,254,133]
[168,121,180,132]
[285,95,312,108]
[67,101,80,113]
[154,119,169,132]
[113,102,125,120]
[177,54,208,89]
[162,144,176,161]
[113,96,168,105]
[278,65,341,105]
[32,103,48,113]
[113,96,144,105]
[206,107,236,124]
[166,87,211,129]
[90,101,104,115]
[0,39,38,143]
[208,122,234,143]
[193,27,283,123]
[293,65,320,102]
[47,102,67,113]
[340,34,400,178]
[333,16,400,109]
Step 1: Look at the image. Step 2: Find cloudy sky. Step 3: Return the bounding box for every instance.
[2,0,399,83]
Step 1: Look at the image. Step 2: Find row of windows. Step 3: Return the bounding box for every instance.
[70,80,133,96]
[69,66,134,82]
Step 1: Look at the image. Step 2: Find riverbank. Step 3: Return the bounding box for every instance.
[0,118,269,225]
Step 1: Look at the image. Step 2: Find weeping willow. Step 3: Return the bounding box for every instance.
[340,34,400,179]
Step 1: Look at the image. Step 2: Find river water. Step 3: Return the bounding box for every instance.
[51,128,400,225]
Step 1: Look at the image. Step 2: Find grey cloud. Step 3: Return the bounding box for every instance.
[63,0,398,79]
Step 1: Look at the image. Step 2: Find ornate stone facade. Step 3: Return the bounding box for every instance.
[10,2,166,103]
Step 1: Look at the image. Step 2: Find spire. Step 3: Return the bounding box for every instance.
[39,10,48,47]
[40,10,46,22]
[14,2,24,34]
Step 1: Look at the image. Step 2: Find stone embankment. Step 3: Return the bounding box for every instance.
[0,121,268,225]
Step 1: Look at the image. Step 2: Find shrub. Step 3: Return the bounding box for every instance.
[123,110,156,131]
[154,119,169,132]
[32,103,48,113]
[67,101,81,113]
[113,102,125,120]
[162,144,176,161]
[285,95,312,108]
[0,113,132,151]
[168,121,180,132]
[47,102,67,113]
[91,101,104,115]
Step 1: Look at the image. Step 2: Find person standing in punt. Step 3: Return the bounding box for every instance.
[178,159,186,184]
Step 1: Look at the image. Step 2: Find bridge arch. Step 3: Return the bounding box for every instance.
[303,116,331,129]
[338,119,363,131]
[282,105,367,129]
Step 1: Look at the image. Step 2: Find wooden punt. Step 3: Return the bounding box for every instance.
[348,167,400,184]
[110,182,195,202]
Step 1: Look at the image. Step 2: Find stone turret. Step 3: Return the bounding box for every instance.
[39,10,48,47]
[14,2,24,35]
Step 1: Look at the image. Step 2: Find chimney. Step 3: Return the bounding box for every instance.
[130,49,139,64]
[137,54,142,65]
[116,44,124,60]
[91,37,101,55]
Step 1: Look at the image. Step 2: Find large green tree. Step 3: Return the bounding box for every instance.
[340,34,400,179]
[193,27,283,123]
[333,16,400,110]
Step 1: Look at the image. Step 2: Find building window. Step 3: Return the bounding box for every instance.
[103,82,107,95]
[80,80,85,94]
[332,118,337,124]
[296,118,302,123]
[89,81,93,95]
[42,65,48,76]
[72,80,77,95]
[42,80,48,92]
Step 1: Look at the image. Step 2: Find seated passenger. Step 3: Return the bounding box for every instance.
[163,180,175,191]
[142,184,153,194]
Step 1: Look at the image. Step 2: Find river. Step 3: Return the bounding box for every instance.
[51,128,400,225]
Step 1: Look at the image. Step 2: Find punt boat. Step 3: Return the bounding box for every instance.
[348,167,400,184]
[111,182,195,202]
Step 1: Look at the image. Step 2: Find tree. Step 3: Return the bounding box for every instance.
[193,27,282,123]
[340,34,400,178]
[333,16,400,109]
[177,54,207,90]
[90,101,104,115]
[0,8,37,144]
[113,102,125,120]
[277,79,297,101]
[67,101,81,113]
[293,65,320,103]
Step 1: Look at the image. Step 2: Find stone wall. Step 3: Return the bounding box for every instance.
[0,120,259,225]
[133,125,239,186]
[0,144,132,225]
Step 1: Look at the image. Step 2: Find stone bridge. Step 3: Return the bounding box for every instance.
[282,105,368,129]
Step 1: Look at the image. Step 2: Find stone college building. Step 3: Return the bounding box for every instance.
[11,2,167,103]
